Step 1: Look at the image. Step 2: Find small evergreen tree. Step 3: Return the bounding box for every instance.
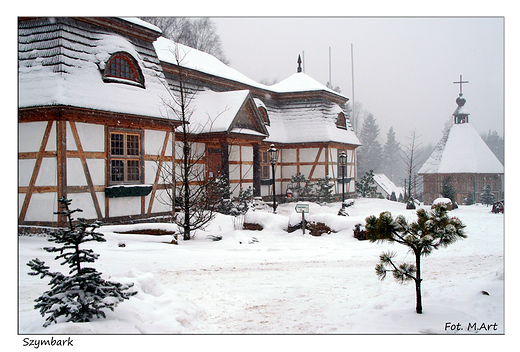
[365,203,466,314]
[441,176,458,209]
[390,191,397,202]
[355,170,382,198]
[464,192,475,205]
[233,186,254,216]
[316,176,334,204]
[27,197,136,327]
[290,172,313,201]
[480,184,495,206]
[212,176,234,215]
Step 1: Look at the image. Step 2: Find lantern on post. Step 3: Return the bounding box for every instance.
[339,151,347,205]
[268,144,278,213]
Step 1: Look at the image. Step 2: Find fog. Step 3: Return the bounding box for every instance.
[212,17,504,146]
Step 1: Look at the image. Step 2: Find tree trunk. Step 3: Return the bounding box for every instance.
[415,250,423,314]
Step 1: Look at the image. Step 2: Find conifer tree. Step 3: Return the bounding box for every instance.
[382,127,402,183]
[480,184,495,206]
[357,113,383,176]
[290,172,313,201]
[27,197,136,327]
[464,192,474,205]
[365,203,466,314]
[316,176,334,204]
[355,170,382,198]
[442,176,458,209]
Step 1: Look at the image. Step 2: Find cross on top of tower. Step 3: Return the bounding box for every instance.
[453,75,469,96]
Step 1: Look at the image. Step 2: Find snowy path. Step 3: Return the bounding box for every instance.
[19,200,504,334]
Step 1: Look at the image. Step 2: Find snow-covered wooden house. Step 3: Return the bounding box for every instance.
[418,90,503,205]
[19,17,183,226]
[18,17,360,227]
[155,39,360,201]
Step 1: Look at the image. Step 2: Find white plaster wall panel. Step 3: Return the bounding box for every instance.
[192,142,206,159]
[261,184,269,197]
[86,159,105,186]
[35,158,57,186]
[282,149,296,163]
[145,130,166,155]
[109,197,141,217]
[69,193,98,219]
[229,165,241,182]
[66,158,87,186]
[73,123,105,152]
[300,165,313,178]
[19,159,36,187]
[148,189,172,213]
[313,165,326,179]
[242,146,253,162]
[19,194,25,216]
[66,122,76,151]
[229,145,241,162]
[25,193,58,222]
[242,164,253,179]
[300,148,318,162]
[145,160,157,185]
[330,148,338,163]
[19,121,56,152]
[283,165,297,179]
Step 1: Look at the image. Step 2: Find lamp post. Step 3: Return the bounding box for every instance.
[339,151,347,205]
[268,144,278,213]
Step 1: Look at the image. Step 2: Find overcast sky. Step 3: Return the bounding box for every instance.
[211,17,504,146]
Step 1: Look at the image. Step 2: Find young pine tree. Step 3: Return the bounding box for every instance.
[355,170,382,198]
[480,184,495,206]
[365,203,466,314]
[441,176,458,209]
[27,197,136,327]
[316,176,335,204]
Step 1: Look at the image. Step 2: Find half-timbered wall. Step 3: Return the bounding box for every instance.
[258,143,356,199]
[19,117,177,226]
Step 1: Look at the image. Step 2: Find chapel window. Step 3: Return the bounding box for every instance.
[103,52,144,87]
[109,129,143,184]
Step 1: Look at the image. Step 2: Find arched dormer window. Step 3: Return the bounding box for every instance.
[259,107,270,125]
[336,112,347,129]
[103,52,144,87]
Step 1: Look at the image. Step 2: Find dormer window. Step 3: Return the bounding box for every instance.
[259,107,270,125]
[103,52,144,87]
[336,112,347,129]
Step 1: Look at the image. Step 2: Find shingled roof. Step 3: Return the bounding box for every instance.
[418,122,503,174]
[18,17,177,120]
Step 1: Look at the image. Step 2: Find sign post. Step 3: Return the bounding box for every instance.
[295,204,310,235]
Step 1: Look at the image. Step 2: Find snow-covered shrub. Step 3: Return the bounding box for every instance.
[27,197,136,327]
[353,224,367,240]
[307,222,332,236]
[433,197,453,211]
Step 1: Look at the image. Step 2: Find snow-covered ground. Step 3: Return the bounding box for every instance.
[19,199,504,338]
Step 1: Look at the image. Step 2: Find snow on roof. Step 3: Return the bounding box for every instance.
[419,123,503,174]
[373,173,404,197]
[264,102,360,145]
[154,37,265,89]
[270,72,348,98]
[153,37,346,98]
[18,19,175,121]
[118,17,162,34]
[187,89,267,136]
